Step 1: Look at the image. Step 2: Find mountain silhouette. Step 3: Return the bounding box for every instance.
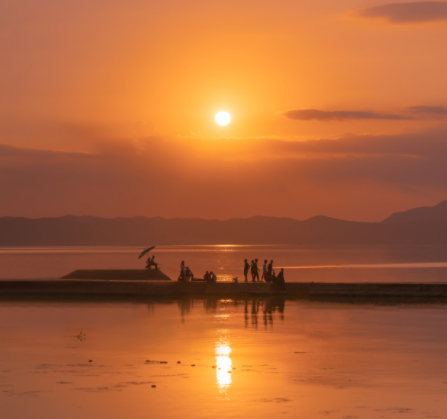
[382,200,447,224]
[1,201,447,245]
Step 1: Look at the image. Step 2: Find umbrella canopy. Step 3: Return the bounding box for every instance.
[138,246,156,259]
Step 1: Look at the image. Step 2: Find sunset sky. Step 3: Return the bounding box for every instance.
[1,0,447,221]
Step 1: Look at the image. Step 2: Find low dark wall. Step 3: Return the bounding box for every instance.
[0,281,289,298]
[308,282,447,297]
[1,280,447,300]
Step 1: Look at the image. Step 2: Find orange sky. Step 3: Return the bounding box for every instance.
[1,0,447,221]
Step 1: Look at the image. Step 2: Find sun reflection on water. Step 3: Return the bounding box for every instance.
[215,340,232,390]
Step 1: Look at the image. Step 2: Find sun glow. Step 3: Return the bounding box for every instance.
[215,111,231,126]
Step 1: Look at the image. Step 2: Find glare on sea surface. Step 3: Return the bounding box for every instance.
[215,111,231,126]
[215,342,232,390]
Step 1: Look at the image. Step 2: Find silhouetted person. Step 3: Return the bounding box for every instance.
[185,266,193,281]
[244,259,250,282]
[179,260,185,281]
[147,255,157,269]
[254,259,260,282]
[264,271,273,283]
[210,271,217,284]
[250,260,256,282]
[262,260,268,281]
[268,260,273,276]
[276,268,285,290]
[204,271,211,283]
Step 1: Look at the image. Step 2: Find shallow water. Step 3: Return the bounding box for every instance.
[1,298,447,419]
[2,244,447,282]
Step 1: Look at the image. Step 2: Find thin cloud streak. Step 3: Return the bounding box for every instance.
[405,106,447,115]
[354,2,447,24]
[283,109,410,121]
[283,105,447,122]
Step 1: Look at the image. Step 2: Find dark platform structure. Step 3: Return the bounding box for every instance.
[61,269,171,281]
[1,280,447,302]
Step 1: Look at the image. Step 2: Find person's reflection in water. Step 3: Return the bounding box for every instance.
[277,297,285,321]
[204,298,218,313]
[251,298,258,327]
[177,298,195,323]
[242,297,286,328]
[263,303,273,326]
[178,298,285,328]
[263,297,285,326]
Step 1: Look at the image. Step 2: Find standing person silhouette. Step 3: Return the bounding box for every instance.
[250,260,256,282]
[179,260,185,281]
[268,260,273,276]
[262,260,268,282]
[244,259,250,282]
[254,259,260,282]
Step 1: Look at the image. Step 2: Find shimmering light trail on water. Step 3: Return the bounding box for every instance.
[215,339,232,390]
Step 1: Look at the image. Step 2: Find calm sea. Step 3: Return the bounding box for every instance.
[1,297,447,419]
[2,245,447,418]
[1,244,447,282]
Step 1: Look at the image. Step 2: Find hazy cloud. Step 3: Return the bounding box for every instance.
[283,106,447,122]
[283,109,409,121]
[0,143,100,159]
[405,105,447,115]
[354,2,447,24]
[2,126,447,221]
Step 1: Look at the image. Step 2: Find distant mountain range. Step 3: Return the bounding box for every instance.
[2,201,447,246]
[382,200,447,224]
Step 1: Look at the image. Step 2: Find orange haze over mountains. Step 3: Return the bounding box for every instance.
[1,0,447,221]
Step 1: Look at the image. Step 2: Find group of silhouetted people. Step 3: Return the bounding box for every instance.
[178,261,217,283]
[145,255,158,269]
[203,270,217,284]
[244,258,285,289]
[178,260,195,282]
[177,258,284,289]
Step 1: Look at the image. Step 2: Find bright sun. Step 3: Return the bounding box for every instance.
[215,111,231,126]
